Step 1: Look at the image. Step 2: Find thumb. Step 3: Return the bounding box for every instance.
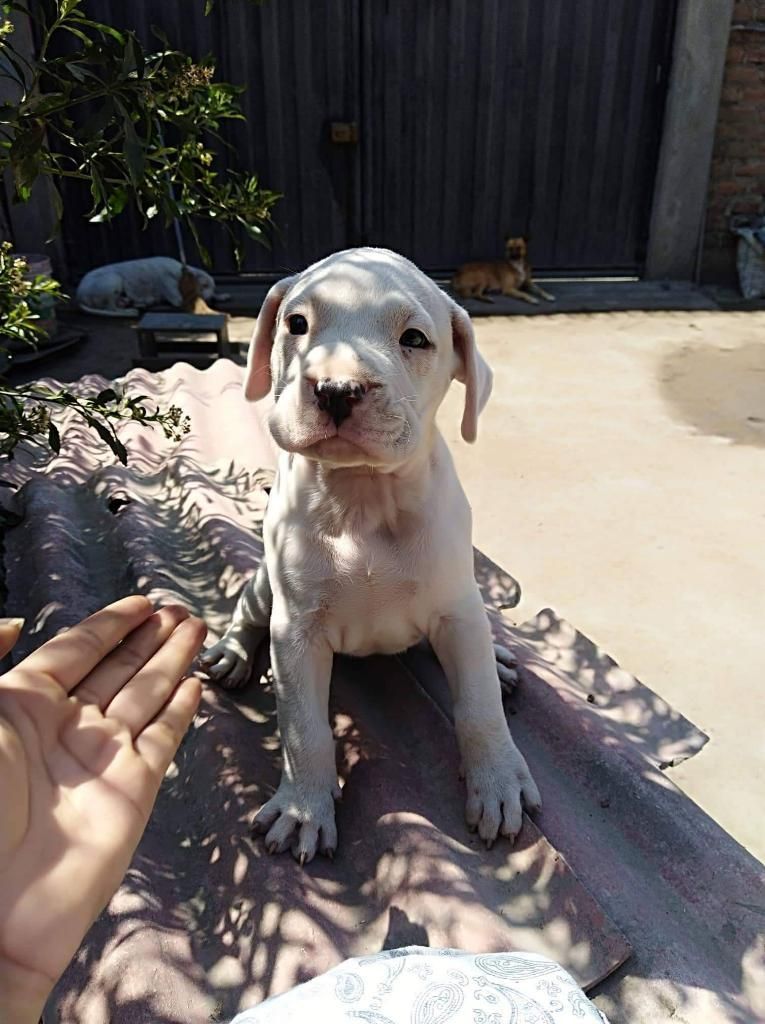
[0,618,24,660]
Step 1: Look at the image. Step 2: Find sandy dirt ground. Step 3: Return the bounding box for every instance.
[438,310,765,863]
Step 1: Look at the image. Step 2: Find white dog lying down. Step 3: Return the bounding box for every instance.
[75,256,216,316]
[201,247,540,864]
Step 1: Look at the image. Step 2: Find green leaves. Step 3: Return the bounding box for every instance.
[122,115,145,185]
[90,418,128,464]
[9,119,44,200]
[0,379,191,465]
[80,97,116,137]
[0,1,280,265]
[0,1,283,472]
[0,244,64,347]
[47,420,60,453]
[59,0,83,17]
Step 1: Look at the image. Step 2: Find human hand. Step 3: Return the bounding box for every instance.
[0,597,206,1024]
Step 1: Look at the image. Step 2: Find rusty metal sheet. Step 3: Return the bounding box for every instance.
[3,362,630,1022]
[4,360,763,1024]
[506,608,708,769]
[45,651,630,1022]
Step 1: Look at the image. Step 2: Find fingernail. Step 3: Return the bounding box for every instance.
[0,618,24,630]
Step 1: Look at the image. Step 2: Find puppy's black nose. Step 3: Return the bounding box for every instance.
[314,378,365,426]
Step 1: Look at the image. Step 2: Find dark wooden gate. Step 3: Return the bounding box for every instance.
[59,0,677,278]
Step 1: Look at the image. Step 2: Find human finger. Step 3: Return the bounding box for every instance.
[73,605,190,709]
[134,675,203,777]
[105,617,206,737]
[14,597,154,693]
[0,618,24,661]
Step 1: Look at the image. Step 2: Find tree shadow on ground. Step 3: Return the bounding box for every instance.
[13,455,624,1022]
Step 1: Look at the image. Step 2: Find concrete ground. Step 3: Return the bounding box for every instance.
[438,310,765,862]
[8,301,765,862]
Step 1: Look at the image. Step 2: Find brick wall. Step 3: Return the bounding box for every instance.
[703,2,765,283]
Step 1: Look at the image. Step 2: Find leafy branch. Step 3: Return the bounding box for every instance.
[0,0,280,265]
[0,381,191,465]
[0,2,274,471]
[0,241,62,346]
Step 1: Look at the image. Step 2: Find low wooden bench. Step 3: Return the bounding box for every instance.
[133,312,235,370]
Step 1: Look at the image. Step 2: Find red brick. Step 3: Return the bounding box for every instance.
[736,175,765,190]
[738,157,765,174]
[725,64,763,84]
[714,120,742,142]
[738,86,765,103]
[705,205,729,226]
[721,116,765,139]
[742,43,765,65]
[723,105,762,123]
[711,159,736,179]
[710,205,732,221]
[719,139,764,159]
[729,198,765,216]
[721,85,743,105]
[729,140,762,157]
[710,1,765,253]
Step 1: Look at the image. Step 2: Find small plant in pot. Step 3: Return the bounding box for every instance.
[0,243,62,356]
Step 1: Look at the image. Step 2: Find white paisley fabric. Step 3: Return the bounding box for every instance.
[229,947,610,1024]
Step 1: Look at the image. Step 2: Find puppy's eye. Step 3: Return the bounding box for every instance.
[287,314,308,335]
[400,328,430,349]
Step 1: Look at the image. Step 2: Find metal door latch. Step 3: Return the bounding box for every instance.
[330,121,359,144]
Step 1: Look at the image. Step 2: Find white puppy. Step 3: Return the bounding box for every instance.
[201,247,540,863]
[76,256,216,316]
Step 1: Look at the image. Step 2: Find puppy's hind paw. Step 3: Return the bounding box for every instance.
[199,626,266,690]
[494,642,519,689]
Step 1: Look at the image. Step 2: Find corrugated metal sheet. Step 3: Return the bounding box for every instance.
[3,360,763,1023]
[4,362,630,1021]
[56,1,676,277]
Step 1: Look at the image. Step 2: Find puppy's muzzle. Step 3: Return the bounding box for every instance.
[313,378,366,426]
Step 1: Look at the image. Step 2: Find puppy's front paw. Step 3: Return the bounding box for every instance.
[253,777,341,865]
[463,743,541,848]
[199,624,266,689]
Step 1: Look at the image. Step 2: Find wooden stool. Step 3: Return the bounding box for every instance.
[134,312,234,370]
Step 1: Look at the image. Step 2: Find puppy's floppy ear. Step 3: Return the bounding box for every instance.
[451,301,493,443]
[244,275,298,401]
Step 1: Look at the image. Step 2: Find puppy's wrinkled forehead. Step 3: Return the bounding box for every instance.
[283,249,450,336]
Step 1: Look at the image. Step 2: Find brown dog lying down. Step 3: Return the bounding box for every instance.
[178,266,219,314]
[451,236,555,305]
